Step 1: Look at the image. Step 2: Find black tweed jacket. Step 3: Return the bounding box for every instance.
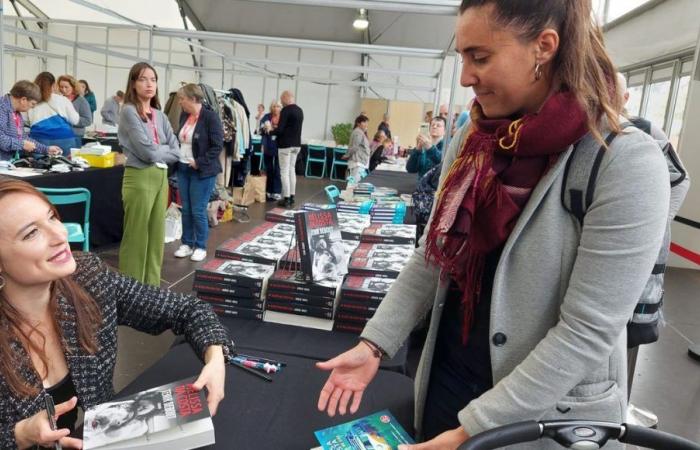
[0,252,233,448]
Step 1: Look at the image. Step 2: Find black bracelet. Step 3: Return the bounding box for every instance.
[360,338,385,359]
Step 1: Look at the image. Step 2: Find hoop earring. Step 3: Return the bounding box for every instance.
[534,63,543,81]
[0,274,5,291]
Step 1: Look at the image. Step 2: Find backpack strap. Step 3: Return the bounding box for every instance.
[561,131,617,226]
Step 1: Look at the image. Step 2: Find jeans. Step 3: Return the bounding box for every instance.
[178,163,216,250]
[278,146,300,197]
[264,154,282,195]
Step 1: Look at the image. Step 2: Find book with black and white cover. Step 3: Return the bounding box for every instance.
[210,304,264,320]
[360,224,417,245]
[337,212,371,240]
[281,240,359,272]
[192,280,263,299]
[196,292,264,310]
[267,269,341,299]
[335,311,372,324]
[348,258,406,278]
[265,300,334,320]
[340,275,396,302]
[194,259,274,289]
[215,238,289,265]
[266,290,336,308]
[337,300,380,317]
[303,203,337,211]
[351,243,414,262]
[295,209,348,283]
[83,377,213,450]
[265,207,299,224]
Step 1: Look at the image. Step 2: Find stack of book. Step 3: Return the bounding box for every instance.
[360,223,417,245]
[279,240,360,272]
[336,199,373,215]
[215,223,296,266]
[337,212,371,241]
[265,207,299,224]
[369,200,407,224]
[302,203,337,211]
[333,275,396,334]
[353,182,375,196]
[193,259,274,320]
[347,242,415,279]
[265,269,342,320]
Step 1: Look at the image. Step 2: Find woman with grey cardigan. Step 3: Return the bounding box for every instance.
[117,62,179,286]
[316,2,670,449]
[58,75,92,147]
[343,114,371,181]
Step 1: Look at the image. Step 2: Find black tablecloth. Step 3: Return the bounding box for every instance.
[118,344,414,450]
[363,169,417,195]
[214,317,409,374]
[22,167,124,248]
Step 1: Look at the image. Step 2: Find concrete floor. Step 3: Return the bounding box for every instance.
[98,175,700,446]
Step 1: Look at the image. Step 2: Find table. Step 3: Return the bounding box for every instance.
[2,166,124,248]
[362,169,417,196]
[118,344,415,450]
[211,316,409,374]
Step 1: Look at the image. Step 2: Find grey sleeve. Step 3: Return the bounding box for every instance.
[458,131,670,437]
[346,130,362,158]
[158,113,181,164]
[361,127,467,357]
[100,100,118,125]
[649,123,690,219]
[75,98,93,128]
[119,106,173,164]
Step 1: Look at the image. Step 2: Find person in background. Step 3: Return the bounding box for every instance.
[424,110,433,123]
[118,62,179,286]
[100,90,124,127]
[27,72,79,156]
[344,114,371,181]
[438,104,449,119]
[78,79,97,118]
[58,75,92,148]
[377,113,392,140]
[370,130,387,154]
[316,1,670,448]
[406,116,445,178]
[173,83,224,262]
[254,103,265,133]
[260,100,283,201]
[452,110,471,136]
[0,80,61,161]
[0,179,231,450]
[267,90,303,208]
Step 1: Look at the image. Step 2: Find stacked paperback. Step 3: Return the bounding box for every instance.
[337,212,371,241]
[215,222,296,266]
[334,275,396,334]
[360,224,416,246]
[194,258,274,320]
[265,207,299,224]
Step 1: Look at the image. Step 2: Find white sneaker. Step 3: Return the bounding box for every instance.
[190,248,207,262]
[272,193,282,200]
[174,244,193,258]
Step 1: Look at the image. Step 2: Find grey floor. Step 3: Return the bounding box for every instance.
[98,175,700,446]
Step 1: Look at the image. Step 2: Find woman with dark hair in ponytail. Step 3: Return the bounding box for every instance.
[317,1,670,448]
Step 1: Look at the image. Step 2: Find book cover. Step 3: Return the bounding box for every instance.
[333,321,367,335]
[197,292,264,310]
[295,210,348,283]
[280,241,359,273]
[337,300,380,317]
[192,280,262,299]
[83,377,214,450]
[313,410,413,450]
[194,259,274,289]
[341,276,395,302]
[351,243,414,262]
[348,258,406,279]
[265,300,334,320]
[210,305,264,321]
[266,290,336,308]
[360,224,417,245]
[215,238,289,265]
[265,207,299,224]
[335,311,373,324]
[268,269,342,299]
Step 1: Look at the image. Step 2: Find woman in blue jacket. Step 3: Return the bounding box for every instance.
[406,116,446,178]
[173,84,224,262]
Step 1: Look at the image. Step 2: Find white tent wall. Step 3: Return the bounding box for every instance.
[602,0,700,270]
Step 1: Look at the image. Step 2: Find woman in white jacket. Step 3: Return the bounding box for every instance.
[27,72,79,156]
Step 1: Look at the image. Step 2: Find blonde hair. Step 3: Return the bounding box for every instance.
[57,75,78,94]
[178,83,204,103]
[269,100,282,112]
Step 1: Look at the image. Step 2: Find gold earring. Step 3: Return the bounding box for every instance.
[534,63,543,81]
[0,274,5,291]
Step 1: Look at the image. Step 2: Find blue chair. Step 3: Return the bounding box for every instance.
[37,187,91,251]
[305,145,328,179]
[330,147,348,181]
[324,185,341,203]
[251,136,265,172]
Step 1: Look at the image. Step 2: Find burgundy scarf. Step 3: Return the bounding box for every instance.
[425,92,588,344]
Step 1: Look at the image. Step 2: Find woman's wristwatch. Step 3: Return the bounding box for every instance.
[359,338,387,360]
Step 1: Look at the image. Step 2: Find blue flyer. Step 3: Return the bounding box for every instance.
[314,409,414,450]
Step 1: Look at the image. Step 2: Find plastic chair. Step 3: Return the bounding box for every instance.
[251,136,265,172]
[37,187,91,251]
[330,147,348,181]
[305,145,327,179]
[324,185,341,204]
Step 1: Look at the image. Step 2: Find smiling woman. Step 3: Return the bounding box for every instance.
[0,179,232,450]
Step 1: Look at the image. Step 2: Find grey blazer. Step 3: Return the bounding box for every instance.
[361,122,670,449]
[118,104,180,169]
[71,95,93,137]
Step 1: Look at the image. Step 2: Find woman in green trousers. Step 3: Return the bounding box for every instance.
[117,62,179,285]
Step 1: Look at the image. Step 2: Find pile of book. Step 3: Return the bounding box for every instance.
[264,207,299,224]
[360,223,417,246]
[302,203,337,211]
[265,269,342,320]
[337,212,371,241]
[353,182,375,196]
[347,242,415,279]
[215,222,296,265]
[336,199,373,215]
[369,200,407,224]
[193,258,274,320]
[333,275,396,334]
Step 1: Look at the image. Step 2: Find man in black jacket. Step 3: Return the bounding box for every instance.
[267,90,304,207]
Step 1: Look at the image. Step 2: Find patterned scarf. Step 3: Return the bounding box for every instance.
[425,91,588,344]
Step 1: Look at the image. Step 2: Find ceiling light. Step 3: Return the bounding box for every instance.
[353,8,369,30]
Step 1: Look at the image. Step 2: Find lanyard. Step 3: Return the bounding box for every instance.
[179,114,198,143]
[13,112,22,138]
[146,112,160,145]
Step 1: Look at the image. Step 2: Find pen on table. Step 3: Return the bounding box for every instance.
[236,353,287,366]
[43,393,63,450]
[230,360,273,382]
